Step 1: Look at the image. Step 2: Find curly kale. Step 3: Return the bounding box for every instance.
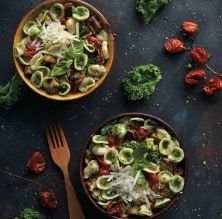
[0,74,28,110]
[137,0,172,24]
[122,64,161,101]
[100,120,117,136]
[14,208,46,219]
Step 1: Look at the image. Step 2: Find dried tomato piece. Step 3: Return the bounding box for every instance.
[203,76,222,95]
[107,134,121,147]
[191,48,209,64]
[97,156,111,175]
[86,34,102,48]
[164,38,185,53]
[60,16,66,25]
[26,152,45,174]
[70,75,85,92]
[129,128,152,142]
[39,191,58,209]
[182,21,199,35]
[107,202,124,216]
[144,172,159,187]
[99,167,110,175]
[184,69,206,85]
[23,41,38,59]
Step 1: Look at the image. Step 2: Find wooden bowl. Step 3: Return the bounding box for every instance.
[13,0,114,101]
[80,113,188,219]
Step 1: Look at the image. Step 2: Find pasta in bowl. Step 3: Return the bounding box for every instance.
[13,0,114,100]
[80,113,187,218]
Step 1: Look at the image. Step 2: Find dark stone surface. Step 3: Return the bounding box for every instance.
[0,0,222,218]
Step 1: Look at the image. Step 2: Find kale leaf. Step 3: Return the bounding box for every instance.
[14,208,46,219]
[0,74,28,110]
[122,64,161,101]
[137,0,172,24]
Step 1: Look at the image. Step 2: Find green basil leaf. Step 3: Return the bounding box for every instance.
[65,40,84,60]
[50,60,73,76]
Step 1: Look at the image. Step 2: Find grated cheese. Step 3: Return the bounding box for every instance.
[39,22,79,56]
[108,165,157,205]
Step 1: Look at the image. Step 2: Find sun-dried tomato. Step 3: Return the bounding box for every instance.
[182,21,199,35]
[86,34,102,48]
[26,152,45,174]
[107,134,121,147]
[129,128,152,142]
[60,16,66,25]
[164,38,185,53]
[107,202,124,216]
[70,75,85,92]
[97,156,111,175]
[191,48,209,64]
[203,76,222,95]
[23,41,38,59]
[39,191,58,209]
[99,167,110,175]
[144,172,159,187]
[184,69,206,85]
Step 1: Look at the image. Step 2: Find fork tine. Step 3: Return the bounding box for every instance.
[53,123,62,147]
[49,125,58,148]
[46,127,55,150]
[57,123,68,147]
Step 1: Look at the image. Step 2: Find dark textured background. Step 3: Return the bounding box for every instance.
[0,0,222,218]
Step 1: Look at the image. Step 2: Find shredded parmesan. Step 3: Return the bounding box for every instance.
[39,22,79,56]
[108,166,157,205]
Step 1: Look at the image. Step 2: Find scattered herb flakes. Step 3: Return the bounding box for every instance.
[136,0,172,24]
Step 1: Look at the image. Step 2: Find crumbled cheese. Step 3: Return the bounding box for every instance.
[39,22,79,56]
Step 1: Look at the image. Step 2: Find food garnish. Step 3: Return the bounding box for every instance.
[14,2,110,96]
[136,0,172,24]
[182,21,199,36]
[184,69,206,85]
[203,76,222,95]
[122,64,162,101]
[190,48,209,65]
[26,152,46,174]
[164,21,222,96]
[83,116,185,217]
[164,39,185,54]
[0,74,27,110]
[39,191,58,209]
[14,208,46,219]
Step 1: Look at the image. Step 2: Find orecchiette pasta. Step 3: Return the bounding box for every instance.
[88,65,106,78]
[79,77,95,92]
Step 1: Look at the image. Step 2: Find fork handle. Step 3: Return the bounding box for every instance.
[64,172,85,219]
